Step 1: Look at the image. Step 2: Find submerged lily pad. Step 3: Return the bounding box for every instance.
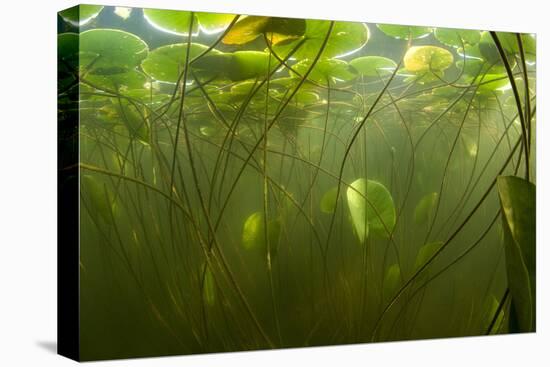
[320,187,338,214]
[141,43,217,83]
[242,211,281,254]
[59,5,104,26]
[346,178,396,243]
[377,24,432,40]
[350,56,397,77]
[86,69,147,91]
[80,29,148,72]
[203,265,216,306]
[384,264,401,298]
[81,174,117,224]
[404,46,454,73]
[497,176,535,332]
[414,241,444,270]
[414,192,439,225]
[435,28,481,48]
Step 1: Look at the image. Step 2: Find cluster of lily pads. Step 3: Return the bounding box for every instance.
[59,5,536,351]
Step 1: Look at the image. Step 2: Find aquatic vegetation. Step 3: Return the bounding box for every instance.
[57,5,536,361]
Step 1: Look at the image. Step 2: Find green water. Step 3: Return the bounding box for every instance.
[58,5,536,361]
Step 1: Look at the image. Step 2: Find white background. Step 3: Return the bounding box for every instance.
[0,0,547,365]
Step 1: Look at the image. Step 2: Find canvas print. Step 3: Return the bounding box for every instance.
[57,4,536,361]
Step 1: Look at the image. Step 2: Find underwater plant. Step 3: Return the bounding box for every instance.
[58,5,536,360]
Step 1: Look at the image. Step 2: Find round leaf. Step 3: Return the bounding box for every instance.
[347,178,396,243]
[404,46,454,73]
[435,28,481,48]
[143,9,198,35]
[59,5,104,26]
[377,24,432,40]
[80,29,148,72]
[350,56,397,77]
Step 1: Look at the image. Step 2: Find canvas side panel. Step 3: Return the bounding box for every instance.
[57,5,81,362]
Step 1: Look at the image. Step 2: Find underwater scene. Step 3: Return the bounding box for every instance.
[57,4,536,361]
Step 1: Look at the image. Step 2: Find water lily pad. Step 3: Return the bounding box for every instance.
[293,58,357,85]
[346,178,396,243]
[241,211,281,255]
[320,186,338,213]
[203,265,216,306]
[404,46,454,73]
[81,174,117,224]
[377,24,432,40]
[414,192,439,224]
[80,29,148,72]
[223,16,305,45]
[274,20,369,60]
[229,51,273,81]
[143,9,198,35]
[497,176,535,332]
[384,264,401,298]
[350,56,397,77]
[59,5,104,26]
[141,43,217,83]
[435,28,481,48]
[86,69,147,91]
[196,12,235,33]
[414,241,444,270]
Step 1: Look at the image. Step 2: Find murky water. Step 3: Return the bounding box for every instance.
[58,5,536,360]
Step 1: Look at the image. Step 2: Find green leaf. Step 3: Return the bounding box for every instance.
[414,192,439,225]
[377,24,432,40]
[143,9,198,35]
[109,101,150,144]
[434,28,481,48]
[241,212,281,255]
[293,58,357,85]
[196,12,235,33]
[59,5,104,26]
[346,178,396,243]
[141,43,216,83]
[86,69,147,91]
[228,51,273,81]
[203,265,216,306]
[273,20,369,60]
[404,46,454,73]
[320,187,338,214]
[350,56,397,77]
[81,174,117,224]
[80,29,148,72]
[223,16,305,45]
[497,176,536,332]
[414,241,444,270]
[383,264,401,298]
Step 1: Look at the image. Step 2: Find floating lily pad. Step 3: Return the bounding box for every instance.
[196,12,235,33]
[229,51,273,81]
[59,5,104,26]
[377,24,432,40]
[274,20,369,60]
[435,28,481,48]
[223,16,305,45]
[293,58,357,85]
[414,192,439,225]
[414,241,444,270]
[497,176,535,332]
[404,46,454,73]
[320,187,338,214]
[350,56,397,77]
[143,9,198,35]
[141,43,217,83]
[80,29,148,72]
[86,69,147,91]
[346,178,396,243]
